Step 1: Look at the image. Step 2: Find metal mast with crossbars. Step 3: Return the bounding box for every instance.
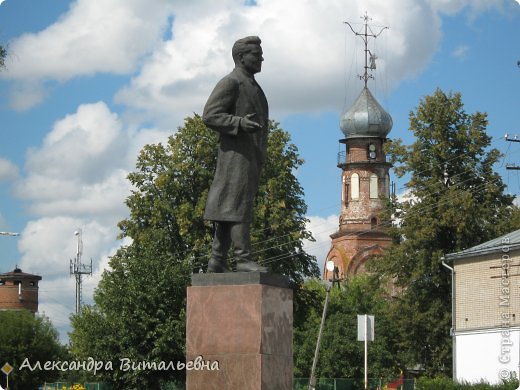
[69,229,92,314]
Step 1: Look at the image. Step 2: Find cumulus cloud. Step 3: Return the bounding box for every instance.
[5,0,174,80]
[2,0,174,110]
[304,215,339,274]
[4,0,513,339]
[14,102,169,335]
[18,218,111,277]
[4,0,511,115]
[15,102,130,217]
[115,0,442,127]
[0,158,19,181]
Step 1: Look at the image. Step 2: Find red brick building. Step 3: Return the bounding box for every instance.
[324,86,393,280]
[0,267,42,313]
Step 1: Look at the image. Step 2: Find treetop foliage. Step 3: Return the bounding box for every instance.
[372,88,519,376]
[0,311,66,390]
[70,115,319,388]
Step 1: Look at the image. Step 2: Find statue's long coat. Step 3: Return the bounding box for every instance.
[202,66,269,223]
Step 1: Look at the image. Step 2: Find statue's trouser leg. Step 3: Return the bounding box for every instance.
[231,222,268,273]
[208,221,232,272]
[230,222,252,263]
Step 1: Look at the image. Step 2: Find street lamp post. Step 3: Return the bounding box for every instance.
[309,261,342,390]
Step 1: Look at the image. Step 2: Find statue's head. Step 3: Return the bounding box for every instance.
[232,36,263,75]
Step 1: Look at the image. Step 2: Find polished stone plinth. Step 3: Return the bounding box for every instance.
[186,272,293,390]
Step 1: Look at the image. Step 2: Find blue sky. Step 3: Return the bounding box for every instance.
[0,0,519,340]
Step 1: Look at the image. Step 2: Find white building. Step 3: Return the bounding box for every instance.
[444,229,520,384]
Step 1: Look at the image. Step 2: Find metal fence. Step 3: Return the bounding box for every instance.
[294,378,415,390]
[41,383,112,390]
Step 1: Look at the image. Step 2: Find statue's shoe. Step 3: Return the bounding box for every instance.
[236,260,268,273]
[207,258,232,273]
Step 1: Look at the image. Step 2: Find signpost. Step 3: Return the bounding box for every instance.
[1,362,13,389]
[357,315,374,390]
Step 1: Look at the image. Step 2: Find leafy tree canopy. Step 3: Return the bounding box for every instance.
[294,276,400,383]
[70,115,319,389]
[0,311,66,390]
[373,89,519,375]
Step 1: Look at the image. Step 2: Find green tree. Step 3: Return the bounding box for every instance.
[294,276,400,383]
[0,311,66,390]
[70,115,319,389]
[372,89,519,376]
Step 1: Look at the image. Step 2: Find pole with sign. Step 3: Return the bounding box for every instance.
[1,362,13,389]
[357,315,374,390]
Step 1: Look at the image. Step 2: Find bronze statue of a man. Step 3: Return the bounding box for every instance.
[202,36,268,273]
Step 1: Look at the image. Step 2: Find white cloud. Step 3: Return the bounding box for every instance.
[11,97,171,339]
[3,0,511,114]
[2,0,174,110]
[115,0,442,127]
[6,0,173,80]
[304,215,339,274]
[8,81,47,111]
[452,45,470,59]
[18,217,115,277]
[5,0,513,341]
[15,102,131,218]
[0,158,19,181]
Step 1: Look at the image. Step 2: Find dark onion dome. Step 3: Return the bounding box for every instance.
[340,87,393,139]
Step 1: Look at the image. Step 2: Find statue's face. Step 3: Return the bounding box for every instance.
[240,46,263,74]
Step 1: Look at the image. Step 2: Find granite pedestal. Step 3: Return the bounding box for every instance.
[186,272,293,390]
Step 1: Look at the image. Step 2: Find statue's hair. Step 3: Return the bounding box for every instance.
[232,36,261,63]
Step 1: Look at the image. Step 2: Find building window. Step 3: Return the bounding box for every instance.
[371,217,377,229]
[385,174,390,197]
[351,173,359,199]
[370,174,378,198]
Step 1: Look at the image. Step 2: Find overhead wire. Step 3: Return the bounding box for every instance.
[90,132,518,274]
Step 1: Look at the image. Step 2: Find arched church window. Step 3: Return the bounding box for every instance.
[370,174,378,198]
[351,173,359,199]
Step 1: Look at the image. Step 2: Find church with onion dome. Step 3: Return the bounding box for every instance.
[323,16,393,281]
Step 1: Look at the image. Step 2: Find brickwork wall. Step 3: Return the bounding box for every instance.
[0,279,39,313]
[454,249,520,331]
[325,137,392,279]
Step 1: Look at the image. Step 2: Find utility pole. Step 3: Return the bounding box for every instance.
[69,229,92,314]
[505,134,520,170]
[505,132,520,170]
[506,62,520,170]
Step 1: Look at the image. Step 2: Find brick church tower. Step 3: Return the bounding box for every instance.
[324,16,393,280]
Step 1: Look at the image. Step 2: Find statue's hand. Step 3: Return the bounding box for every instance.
[241,113,262,133]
